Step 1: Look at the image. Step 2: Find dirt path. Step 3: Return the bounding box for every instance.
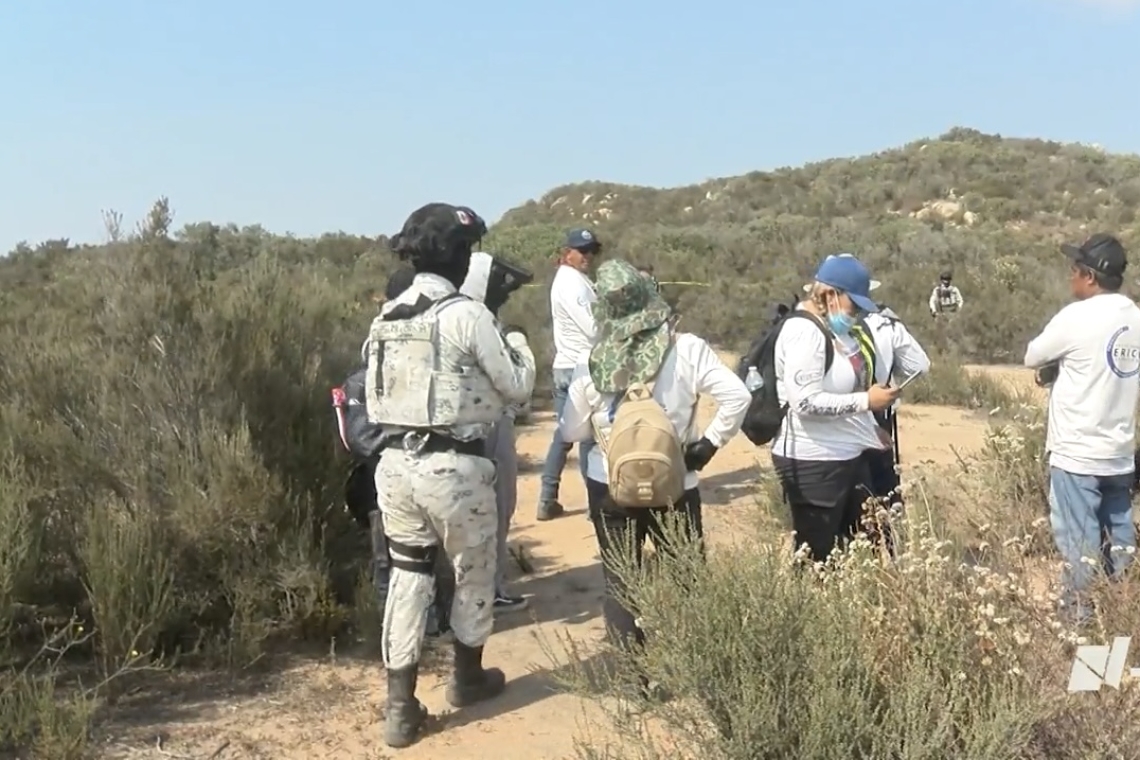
[96,367,1033,759]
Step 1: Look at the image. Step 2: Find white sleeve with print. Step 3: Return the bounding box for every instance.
[772,316,885,462]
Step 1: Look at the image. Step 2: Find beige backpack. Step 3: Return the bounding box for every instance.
[594,381,687,508]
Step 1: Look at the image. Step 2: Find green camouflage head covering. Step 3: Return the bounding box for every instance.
[588,259,674,394]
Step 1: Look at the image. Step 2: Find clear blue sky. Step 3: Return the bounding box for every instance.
[2,0,1138,252]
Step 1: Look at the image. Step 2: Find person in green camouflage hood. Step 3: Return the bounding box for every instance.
[588,259,675,394]
[559,257,751,696]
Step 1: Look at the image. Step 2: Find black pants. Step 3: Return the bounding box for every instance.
[586,478,704,651]
[863,446,900,555]
[772,453,872,563]
[865,447,900,504]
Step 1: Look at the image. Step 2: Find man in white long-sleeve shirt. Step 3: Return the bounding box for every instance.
[1024,233,1140,626]
[538,228,601,521]
[861,303,931,495]
[858,301,931,556]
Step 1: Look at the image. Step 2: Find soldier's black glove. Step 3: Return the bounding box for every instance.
[683,437,718,472]
[1035,363,1059,387]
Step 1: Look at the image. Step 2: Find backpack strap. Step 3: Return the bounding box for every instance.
[380,290,466,322]
[786,311,835,373]
[371,291,471,399]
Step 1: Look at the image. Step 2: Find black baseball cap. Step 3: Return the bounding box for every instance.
[1062,233,1127,278]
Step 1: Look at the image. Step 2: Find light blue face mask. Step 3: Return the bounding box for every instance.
[828,311,855,336]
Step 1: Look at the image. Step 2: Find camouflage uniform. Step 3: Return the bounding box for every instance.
[366,273,535,672]
[376,447,499,667]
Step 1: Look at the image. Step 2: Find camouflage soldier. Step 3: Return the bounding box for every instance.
[929,270,964,317]
[358,265,455,640]
[363,203,536,748]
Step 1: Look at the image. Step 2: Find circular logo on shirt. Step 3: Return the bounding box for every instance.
[1106,326,1140,378]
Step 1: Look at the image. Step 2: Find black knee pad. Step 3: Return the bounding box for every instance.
[387,538,439,576]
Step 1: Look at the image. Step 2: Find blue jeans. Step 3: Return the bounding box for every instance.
[1048,465,1136,620]
[539,367,595,504]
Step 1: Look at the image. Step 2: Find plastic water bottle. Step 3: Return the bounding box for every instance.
[745,365,763,392]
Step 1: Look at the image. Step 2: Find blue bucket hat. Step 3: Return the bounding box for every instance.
[814,254,879,313]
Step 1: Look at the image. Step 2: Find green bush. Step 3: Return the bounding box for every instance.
[0,202,378,755]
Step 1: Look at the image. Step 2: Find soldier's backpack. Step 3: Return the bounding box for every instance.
[736,301,835,447]
[593,370,687,509]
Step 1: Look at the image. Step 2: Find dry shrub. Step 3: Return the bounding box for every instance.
[905,354,1026,411]
[0,201,370,755]
[561,416,1140,760]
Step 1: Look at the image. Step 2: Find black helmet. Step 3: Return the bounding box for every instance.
[389,203,487,267]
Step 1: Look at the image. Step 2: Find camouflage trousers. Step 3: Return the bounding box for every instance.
[375,447,498,670]
[368,511,451,635]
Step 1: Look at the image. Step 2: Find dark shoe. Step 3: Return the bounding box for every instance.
[384,665,428,748]
[424,620,454,643]
[446,641,506,708]
[493,592,529,614]
[536,500,565,521]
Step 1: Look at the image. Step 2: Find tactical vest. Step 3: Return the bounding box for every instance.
[936,286,958,312]
[365,294,504,431]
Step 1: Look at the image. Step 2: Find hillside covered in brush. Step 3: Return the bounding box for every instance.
[489,126,1140,363]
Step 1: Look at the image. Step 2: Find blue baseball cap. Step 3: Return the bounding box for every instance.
[814,254,879,313]
[564,228,601,252]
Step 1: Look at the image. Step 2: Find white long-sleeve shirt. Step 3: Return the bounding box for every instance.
[559,333,750,490]
[460,251,526,420]
[773,314,887,461]
[1024,292,1140,476]
[863,310,931,414]
[550,265,597,369]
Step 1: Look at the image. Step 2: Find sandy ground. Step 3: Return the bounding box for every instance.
[93,364,1038,760]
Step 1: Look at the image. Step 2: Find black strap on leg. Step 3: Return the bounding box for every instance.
[386,538,439,575]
